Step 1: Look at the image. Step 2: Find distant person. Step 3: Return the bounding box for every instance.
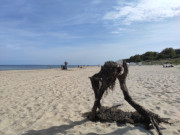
[64,61,68,70]
[61,61,68,70]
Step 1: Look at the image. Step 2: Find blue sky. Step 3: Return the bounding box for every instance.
[0,0,180,65]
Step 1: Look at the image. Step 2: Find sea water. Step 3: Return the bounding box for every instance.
[0,65,79,71]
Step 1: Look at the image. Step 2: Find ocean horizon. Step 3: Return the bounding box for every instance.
[0,65,86,71]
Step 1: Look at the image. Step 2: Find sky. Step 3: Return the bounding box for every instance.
[0,0,180,65]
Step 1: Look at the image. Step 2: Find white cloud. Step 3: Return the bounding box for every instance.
[111,27,125,34]
[103,0,180,24]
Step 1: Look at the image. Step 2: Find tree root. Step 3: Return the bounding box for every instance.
[87,60,171,135]
[83,106,171,135]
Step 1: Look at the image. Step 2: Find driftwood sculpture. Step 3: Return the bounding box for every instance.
[84,61,170,135]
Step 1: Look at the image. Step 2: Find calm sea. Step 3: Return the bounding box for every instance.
[0,65,79,71]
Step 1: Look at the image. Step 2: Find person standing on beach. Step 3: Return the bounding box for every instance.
[64,61,68,70]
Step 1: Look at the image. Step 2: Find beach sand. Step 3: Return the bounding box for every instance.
[0,65,180,135]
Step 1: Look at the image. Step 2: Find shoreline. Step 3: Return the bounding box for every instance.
[0,65,97,71]
[0,64,179,71]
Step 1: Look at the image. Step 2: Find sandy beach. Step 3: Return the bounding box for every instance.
[0,65,180,135]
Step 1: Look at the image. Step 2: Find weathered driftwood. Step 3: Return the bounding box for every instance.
[83,106,169,127]
[85,61,170,135]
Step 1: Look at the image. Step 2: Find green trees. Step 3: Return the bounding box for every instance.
[141,52,158,61]
[159,48,176,59]
[129,55,141,62]
[127,47,179,62]
[175,49,180,58]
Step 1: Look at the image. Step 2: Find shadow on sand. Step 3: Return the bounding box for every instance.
[22,118,154,135]
[22,119,87,135]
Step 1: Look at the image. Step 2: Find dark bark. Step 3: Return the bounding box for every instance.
[87,61,170,135]
[118,61,163,135]
[83,106,169,127]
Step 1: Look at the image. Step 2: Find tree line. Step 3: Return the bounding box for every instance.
[126,48,180,62]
